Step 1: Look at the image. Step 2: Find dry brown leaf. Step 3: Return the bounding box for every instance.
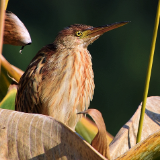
[115,129,160,160]
[0,108,107,160]
[3,11,32,46]
[78,109,110,159]
[110,96,160,159]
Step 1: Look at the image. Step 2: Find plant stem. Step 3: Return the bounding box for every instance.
[136,0,160,143]
[0,0,6,72]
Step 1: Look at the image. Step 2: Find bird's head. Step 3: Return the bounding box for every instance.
[54,21,129,49]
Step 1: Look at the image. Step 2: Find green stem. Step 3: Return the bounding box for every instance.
[136,0,160,143]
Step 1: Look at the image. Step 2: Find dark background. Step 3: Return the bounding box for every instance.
[3,0,160,136]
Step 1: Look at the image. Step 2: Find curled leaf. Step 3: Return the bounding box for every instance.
[78,109,110,159]
[3,10,32,46]
[0,109,107,160]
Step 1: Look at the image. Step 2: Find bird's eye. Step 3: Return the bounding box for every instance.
[76,31,83,37]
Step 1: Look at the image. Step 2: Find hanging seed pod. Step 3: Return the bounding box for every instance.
[3,11,32,46]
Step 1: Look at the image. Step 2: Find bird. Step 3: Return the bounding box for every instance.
[15,22,129,129]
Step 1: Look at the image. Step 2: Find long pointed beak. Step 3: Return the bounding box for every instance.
[82,21,130,38]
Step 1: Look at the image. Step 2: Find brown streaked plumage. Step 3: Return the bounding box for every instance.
[15,22,129,129]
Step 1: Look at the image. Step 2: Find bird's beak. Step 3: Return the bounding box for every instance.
[81,21,129,39]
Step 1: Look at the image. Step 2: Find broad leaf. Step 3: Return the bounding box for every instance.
[110,96,160,159]
[0,109,107,160]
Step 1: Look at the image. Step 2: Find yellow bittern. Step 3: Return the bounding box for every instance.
[15,22,129,129]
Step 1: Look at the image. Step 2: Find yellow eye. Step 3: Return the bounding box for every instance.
[76,31,83,37]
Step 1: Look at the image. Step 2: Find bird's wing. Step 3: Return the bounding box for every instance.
[15,44,57,113]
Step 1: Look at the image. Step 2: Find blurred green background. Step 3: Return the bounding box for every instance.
[2,0,160,136]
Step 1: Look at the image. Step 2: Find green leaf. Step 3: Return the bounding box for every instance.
[0,85,16,110]
[0,66,11,101]
[76,116,98,144]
